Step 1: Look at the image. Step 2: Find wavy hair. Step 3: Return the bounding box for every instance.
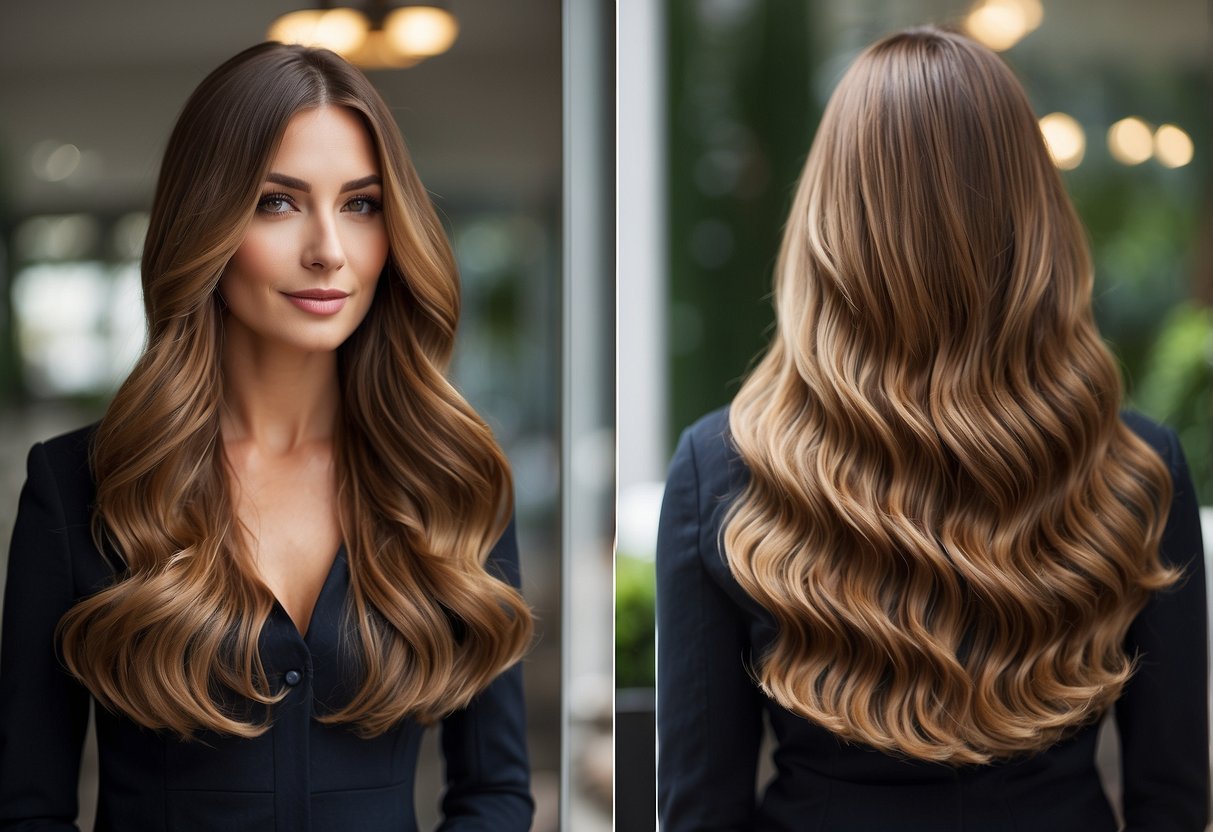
[57,43,532,738]
[724,27,1177,764]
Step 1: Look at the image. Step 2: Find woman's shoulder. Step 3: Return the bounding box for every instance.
[671,404,749,525]
[673,406,1179,491]
[677,405,738,478]
[24,422,100,526]
[32,422,97,471]
[1119,409,1177,459]
[682,405,731,443]
[680,407,1176,454]
[668,406,776,621]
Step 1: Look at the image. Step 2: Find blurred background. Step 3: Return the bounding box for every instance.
[618,1,1213,829]
[0,1,613,830]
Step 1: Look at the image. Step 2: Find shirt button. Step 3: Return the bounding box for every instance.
[284,669,302,686]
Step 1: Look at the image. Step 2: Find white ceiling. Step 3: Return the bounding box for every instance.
[0,0,563,216]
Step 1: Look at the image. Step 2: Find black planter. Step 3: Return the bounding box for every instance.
[615,687,656,832]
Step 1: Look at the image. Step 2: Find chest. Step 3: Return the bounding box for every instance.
[226,442,342,636]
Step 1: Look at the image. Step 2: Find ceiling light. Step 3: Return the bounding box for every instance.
[384,5,459,58]
[267,8,369,56]
[268,3,459,69]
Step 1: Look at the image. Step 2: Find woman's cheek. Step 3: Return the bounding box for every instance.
[232,227,293,291]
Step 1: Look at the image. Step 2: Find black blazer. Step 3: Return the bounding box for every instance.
[656,407,1209,831]
[0,425,533,832]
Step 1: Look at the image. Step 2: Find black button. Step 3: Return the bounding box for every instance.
[284,670,302,686]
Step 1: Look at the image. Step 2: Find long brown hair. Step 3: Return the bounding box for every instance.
[57,43,532,738]
[724,26,1177,764]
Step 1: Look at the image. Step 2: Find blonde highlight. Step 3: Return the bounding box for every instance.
[723,27,1177,764]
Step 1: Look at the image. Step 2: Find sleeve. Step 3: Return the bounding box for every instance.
[436,514,534,831]
[656,428,764,830]
[1115,427,1210,832]
[0,442,90,831]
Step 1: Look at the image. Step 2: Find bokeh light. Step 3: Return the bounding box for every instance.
[267,8,369,55]
[30,141,82,182]
[1154,123,1194,168]
[965,0,1044,52]
[1039,112,1085,170]
[384,6,460,58]
[1108,117,1154,165]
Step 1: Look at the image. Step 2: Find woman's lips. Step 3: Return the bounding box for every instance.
[283,289,348,315]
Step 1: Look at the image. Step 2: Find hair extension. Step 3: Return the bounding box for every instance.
[724,26,1177,764]
[57,43,532,739]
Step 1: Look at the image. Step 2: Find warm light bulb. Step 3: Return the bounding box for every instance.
[1154,124,1194,168]
[268,9,323,45]
[346,29,423,69]
[1016,0,1044,30]
[1107,117,1153,165]
[384,6,460,58]
[965,0,1036,52]
[268,8,369,56]
[1039,113,1085,170]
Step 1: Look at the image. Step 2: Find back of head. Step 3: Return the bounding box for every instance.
[780,26,1086,369]
[726,26,1176,764]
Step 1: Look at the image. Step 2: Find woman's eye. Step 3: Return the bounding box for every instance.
[344,196,383,215]
[257,194,294,214]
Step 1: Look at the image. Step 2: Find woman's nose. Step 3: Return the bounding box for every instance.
[302,215,346,272]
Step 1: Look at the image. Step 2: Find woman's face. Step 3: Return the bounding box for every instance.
[219,105,389,355]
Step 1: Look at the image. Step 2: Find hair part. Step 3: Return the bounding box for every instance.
[724,26,1177,764]
[57,42,532,738]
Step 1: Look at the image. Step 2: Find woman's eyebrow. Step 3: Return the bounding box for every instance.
[265,172,382,193]
[265,172,310,192]
[341,174,381,192]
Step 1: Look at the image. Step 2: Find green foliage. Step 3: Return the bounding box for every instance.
[1069,123,1212,504]
[1131,303,1213,502]
[666,0,816,449]
[615,554,656,689]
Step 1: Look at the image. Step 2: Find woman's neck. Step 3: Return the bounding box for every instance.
[219,326,341,454]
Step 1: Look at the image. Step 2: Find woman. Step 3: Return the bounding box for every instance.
[657,26,1208,832]
[0,43,533,830]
